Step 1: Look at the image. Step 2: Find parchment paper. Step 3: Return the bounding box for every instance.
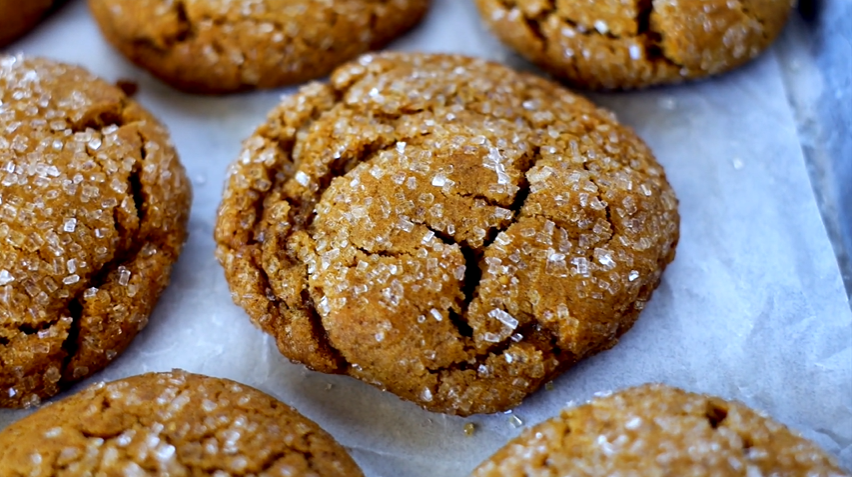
[2,1,850,475]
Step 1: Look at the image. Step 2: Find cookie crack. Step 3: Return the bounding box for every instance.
[60,128,149,383]
[68,97,130,134]
[299,286,348,371]
[0,96,154,387]
[581,160,616,245]
[458,244,482,319]
[2,320,54,338]
[57,297,83,383]
[109,128,149,253]
[422,223,455,245]
[418,146,541,346]
[300,430,325,477]
[521,11,550,46]
[428,317,566,386]
[447,320,542,372]
[441,147,542,349]
[454,190,514,209]
[702,400,765,461]
[265,107,490,372]
[635,0,653,35]
[78,427,125,442]
[705,400,729,429]
[253,449,291,474]
[172,0,191,44]
[219,88,355,374]
[352,246,407,259]
[133,0,194,50]
[632,5,687,71]
[129,134,147,226]
[496,0,691,74]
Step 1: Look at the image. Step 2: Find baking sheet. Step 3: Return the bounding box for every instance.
[775,0,852,300]
[2,0,851,475]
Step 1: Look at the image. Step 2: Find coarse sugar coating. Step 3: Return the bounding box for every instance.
[88,0,431,94]
[474,0,794,90]
[0,56,191,408]
[0,370,365,476]
[472,384,849,476]
[0,0,54,47]
[215,52,679,415]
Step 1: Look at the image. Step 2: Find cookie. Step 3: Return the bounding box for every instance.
[0,0,54,47]
[88,0,431,94]
[474,0,793,89]
[215,52,679,416]
[0,370,364,476]
[0,56,192,408]
[472,384,848,476]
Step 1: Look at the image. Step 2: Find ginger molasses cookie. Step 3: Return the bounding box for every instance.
[0,370,364,476]
[474,0,794,89]
[215,53,679,416]
[88,0,431,94]
[0,56,191,408]
[0,0,54,47]
[472,384,848,476]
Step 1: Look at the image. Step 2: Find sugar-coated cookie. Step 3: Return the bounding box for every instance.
[0,0,54,47]
[0,55,191,408]
[474,0,794,89]
[215,53,679,415]
[89,0,431,94]
[0,370,364,476]
[472,384,848,476]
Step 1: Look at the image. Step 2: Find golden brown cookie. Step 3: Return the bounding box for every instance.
[88,0,431,94]
[474,0,794,89]
[0,56,192,408]
[0,370,365,476]
[0,0,54,47]
[215,52,679,416]
[472,384,849,476]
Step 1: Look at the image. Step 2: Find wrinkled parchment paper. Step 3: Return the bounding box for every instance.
[2,1,850,475]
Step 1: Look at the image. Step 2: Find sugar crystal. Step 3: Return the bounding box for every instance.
[118,267,131,286]
[509,414,524,428]
[431,173,447,187]
[295,171,310,186]
[489,309,519,329]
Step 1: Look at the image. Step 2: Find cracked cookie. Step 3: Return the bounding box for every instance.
[472,384,848,476]
[0,0,55,47]
[88,0,431,94]
[215,52,679,416]
[0,56,191,408]
[474,0,794,89]
[0,370,365,476]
